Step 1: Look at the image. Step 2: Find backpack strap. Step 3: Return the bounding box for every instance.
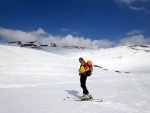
[83,63,88,69]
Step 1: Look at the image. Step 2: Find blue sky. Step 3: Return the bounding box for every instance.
[0,0,150,48]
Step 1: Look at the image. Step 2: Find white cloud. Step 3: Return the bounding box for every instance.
[34,28,46,35]
[1,28,149,48]
[0,27,40,42]
[115,0,137,5]
[129,6,146,11]
[39,34,115,48]
[115,0,149,4]
[126,30,142,35]
[115,0,149,12]
[0,28,115,48]
[118,35,150,46]
[118,30,150,46]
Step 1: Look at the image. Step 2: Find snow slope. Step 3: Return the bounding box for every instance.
[42,45,150,73]
[0,45,150,113]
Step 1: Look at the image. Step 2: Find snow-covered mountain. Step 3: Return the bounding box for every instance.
[3,42,150,73]
[0,44,150,113]
[41,45,150,73]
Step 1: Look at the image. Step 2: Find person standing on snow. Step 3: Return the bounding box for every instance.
[79,57,92,100]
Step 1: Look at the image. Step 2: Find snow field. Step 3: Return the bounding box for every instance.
[0,45,150,113]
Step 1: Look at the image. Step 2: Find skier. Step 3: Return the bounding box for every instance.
[79,57,92,100]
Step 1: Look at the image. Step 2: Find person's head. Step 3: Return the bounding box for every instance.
[79,57,85,64]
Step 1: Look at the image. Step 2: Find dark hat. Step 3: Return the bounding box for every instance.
[79,57,83,60]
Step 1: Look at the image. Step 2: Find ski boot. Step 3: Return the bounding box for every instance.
[81,94,89,100]
[87,94,93,100]
[81,93,93,100]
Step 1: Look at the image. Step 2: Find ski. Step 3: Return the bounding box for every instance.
[64,97,103,102]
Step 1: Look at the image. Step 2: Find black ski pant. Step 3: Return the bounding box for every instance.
[80,74,89,95]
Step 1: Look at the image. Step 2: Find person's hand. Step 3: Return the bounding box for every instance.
[79,71,85,74]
